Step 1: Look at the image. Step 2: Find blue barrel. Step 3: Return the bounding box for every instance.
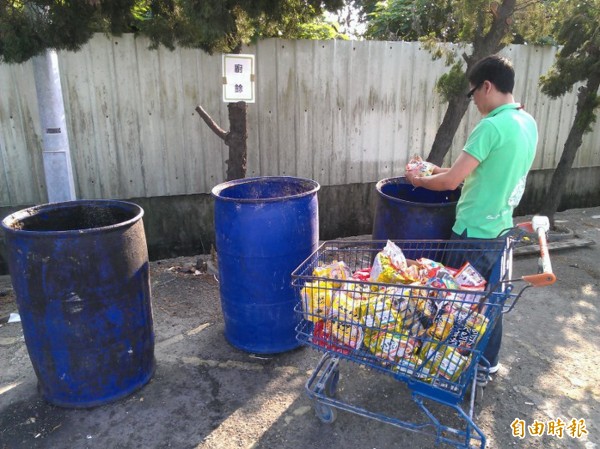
[212,176,320,354]
[372,176,461,241]
[1,200,155,408]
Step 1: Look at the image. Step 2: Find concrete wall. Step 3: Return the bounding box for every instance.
[2,37,600,208]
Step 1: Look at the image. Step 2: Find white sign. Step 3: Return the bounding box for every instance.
[222,54,255,103]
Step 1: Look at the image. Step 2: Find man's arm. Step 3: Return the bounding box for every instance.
[406,152,479,191]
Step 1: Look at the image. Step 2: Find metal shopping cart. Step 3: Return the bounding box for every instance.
[291,218,555,449]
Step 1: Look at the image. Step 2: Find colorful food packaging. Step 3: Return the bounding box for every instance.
[312,320,356,355]
[415,297,438,326]
[313,260,353,287]
[344,281,373,300]
[436,348,471,382]
[390,294,420,332]
[454,285,486,306]
[329,319,364,350]
[352,268,372,281]
[302,242,498,383]
[331,292,362,323]
[427,270,461,292]
[426,271,461,304]
[394,354,424,377]
[370,240,414,284]
[311,320,334,350]
[406,155,435,177]
[420,342,462,380]
[361,295,403,349]
[416,257,446,280]
[441,304,489,355]
[404,320,428,339]
[428,312,455,341]
[368,331,417,362]
[454,262,486,288]
[372,256,420,284]
[361,296,402,330]
[420,343,472,383]
[418,343,471,392]
[301,280,336,323]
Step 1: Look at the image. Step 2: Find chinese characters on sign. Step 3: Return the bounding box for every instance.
[511,418,588,440]
[222,54,255,103]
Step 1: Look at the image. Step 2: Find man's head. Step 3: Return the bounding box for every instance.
[468,55,515,93]
[467,55,515,114]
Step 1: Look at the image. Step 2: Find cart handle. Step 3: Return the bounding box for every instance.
[516,216,556,287]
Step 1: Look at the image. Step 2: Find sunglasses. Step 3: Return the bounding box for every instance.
[466,83,482,99]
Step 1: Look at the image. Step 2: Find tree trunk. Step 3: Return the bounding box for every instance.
[195,100,248,181]
[539,75,600,226]
[224,101,248,180]
[426,0,516,165]
[427,97,470,165]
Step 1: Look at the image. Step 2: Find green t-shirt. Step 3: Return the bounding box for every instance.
[453,103,538,238]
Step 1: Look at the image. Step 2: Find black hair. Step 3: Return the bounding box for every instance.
[468,55,515,94]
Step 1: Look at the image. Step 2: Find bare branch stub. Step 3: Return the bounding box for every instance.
[195,105,228,141]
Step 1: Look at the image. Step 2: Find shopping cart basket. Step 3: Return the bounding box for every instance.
[291,219,555,449]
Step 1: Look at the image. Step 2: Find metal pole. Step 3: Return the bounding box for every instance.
[32,49,76,202]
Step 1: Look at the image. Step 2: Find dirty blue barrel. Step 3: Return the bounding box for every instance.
[212,176,320,354]
[372,176,461,241]
[1,200,155,408]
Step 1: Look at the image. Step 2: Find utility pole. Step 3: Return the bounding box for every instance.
[32,49,76,203]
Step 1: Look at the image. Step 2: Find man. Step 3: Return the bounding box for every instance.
[405,54,538,379]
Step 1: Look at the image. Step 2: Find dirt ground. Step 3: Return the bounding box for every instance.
[1,207,599,449]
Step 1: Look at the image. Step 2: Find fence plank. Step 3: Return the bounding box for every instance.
[1,37,599,207]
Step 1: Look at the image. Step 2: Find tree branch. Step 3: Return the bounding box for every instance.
[514,0,540,14]
[195,105,228,141]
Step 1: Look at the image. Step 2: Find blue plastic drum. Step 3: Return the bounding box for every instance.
[212,176,320,354]
[1,200,155,408]
[372,176,461,241]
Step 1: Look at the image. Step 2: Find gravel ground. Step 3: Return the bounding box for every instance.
[1,207,599,449]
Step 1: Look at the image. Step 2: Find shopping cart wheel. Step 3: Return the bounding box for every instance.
[325,369,340,397]
[314,401,337,424]
[475,385,485,403]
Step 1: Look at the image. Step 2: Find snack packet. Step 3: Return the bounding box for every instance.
[421,343,471,383]
[352,268,372,282]
[394,354,424,376]
[313,260,353,287]
[406,155,435,177]
[454,285,486,306]
[329,319,364,350]
[370,241,419,284]
[301,280,336,323]
[390,294,420,331]
[436,348,471,382]
[312,320,357,355]
[415,297,438,325]
[331,292,362,323]
[426,270,461,304]
[368,331,417,362]
[416,257,446,280]
[361,296,402,349]
[454,262,487,288]
[345,281,373,300]
[442,303,489,355]
[428,312,455,341]
[361,296,402,330]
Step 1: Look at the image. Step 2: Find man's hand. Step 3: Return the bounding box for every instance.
[405,169,420,187]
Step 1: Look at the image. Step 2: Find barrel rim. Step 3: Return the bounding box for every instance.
[1,199,144,236]
[211,176,320,203]
[376,176,460,208]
